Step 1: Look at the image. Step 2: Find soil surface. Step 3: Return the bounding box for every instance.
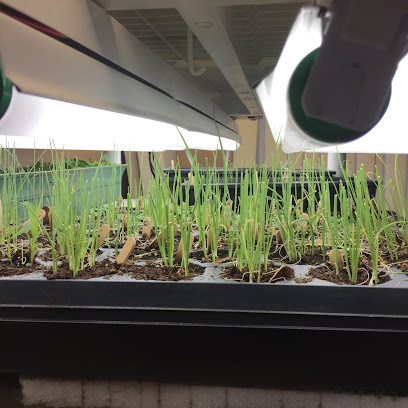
[269,246,325,265]
[308,262,390,285]
[382,247,408,272]
[0,257,204,281]
[0,260,41,277]
[44,261,205,280]
[221,262,294,283]
[190,248,230,261]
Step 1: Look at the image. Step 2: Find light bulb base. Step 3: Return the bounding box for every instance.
[288,49,391,144]
[0,66,12,119]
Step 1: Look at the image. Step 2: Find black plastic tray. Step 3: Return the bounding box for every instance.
[0,279,407,331]
[175,178,377,210]
[1,279,408,392]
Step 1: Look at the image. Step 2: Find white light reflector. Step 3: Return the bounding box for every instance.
[0,88,239,152]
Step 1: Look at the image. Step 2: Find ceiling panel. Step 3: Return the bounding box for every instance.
[107,2,307,116]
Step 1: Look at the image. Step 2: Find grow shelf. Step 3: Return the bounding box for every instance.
[1,277,408,393]
[1,278,408,332]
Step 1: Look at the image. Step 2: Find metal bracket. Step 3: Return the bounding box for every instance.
[187,28,207,77]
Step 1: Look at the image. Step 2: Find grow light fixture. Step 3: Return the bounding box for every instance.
[0,84,239,153]
[256,1,408,153]
[0,1,240,152]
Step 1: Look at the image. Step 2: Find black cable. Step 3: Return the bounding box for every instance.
[120,151,129,197]
[149,152,155,178]
[0,3,237,134]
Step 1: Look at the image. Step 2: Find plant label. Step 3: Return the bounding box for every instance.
[247,219,259,242]
[142,217,152,240]
[205,208,210,227]
[150,222,176,248]
[174,232,194,263]
[97,224,111,249]
[118,214,128,228]
[270,265,294,282]
[116,236,136,265]
[20,208,46,230]
[276,229,282,244]
[329,249,344,271]
[207,227,216,254]
[118,195,123,208]
[37,209,46,222]
[42,206,52,226]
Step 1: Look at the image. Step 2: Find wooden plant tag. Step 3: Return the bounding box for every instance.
[275,229,283,245]
[139,196,144,210]
[295,198,303,214]
[150,221,177,248]
[296,213,309,234]
[142,216,152,240]
[37,208,46,222]
[329,249,344,271]
[188,172,194,185]
[370,198,379,212]
[247,219,259,241]
[97,224,110,249]
[181,216,190,230]
[270,200,276,214]
[118,214,128,228]
[42,205,52,226]
[174,232,194,263]
[171,159,175,170]
[115,236,136,265]
[20,208,46,230]
[118,195,123,208]
[205,208,210,227]
[206,227,216,254]
[270,265,294,283]
[19,219,30,230]
[223,208,232,230]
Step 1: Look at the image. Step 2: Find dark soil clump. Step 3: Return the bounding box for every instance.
[190,248,230,261]
[269,246,325,265]
[308,262,390,285]
[0,259,40,277]
[43,261,205,281]
[221,262,294,283]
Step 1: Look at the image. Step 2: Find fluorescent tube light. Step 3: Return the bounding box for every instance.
[256,5,408,154]
[0,86,239,152]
